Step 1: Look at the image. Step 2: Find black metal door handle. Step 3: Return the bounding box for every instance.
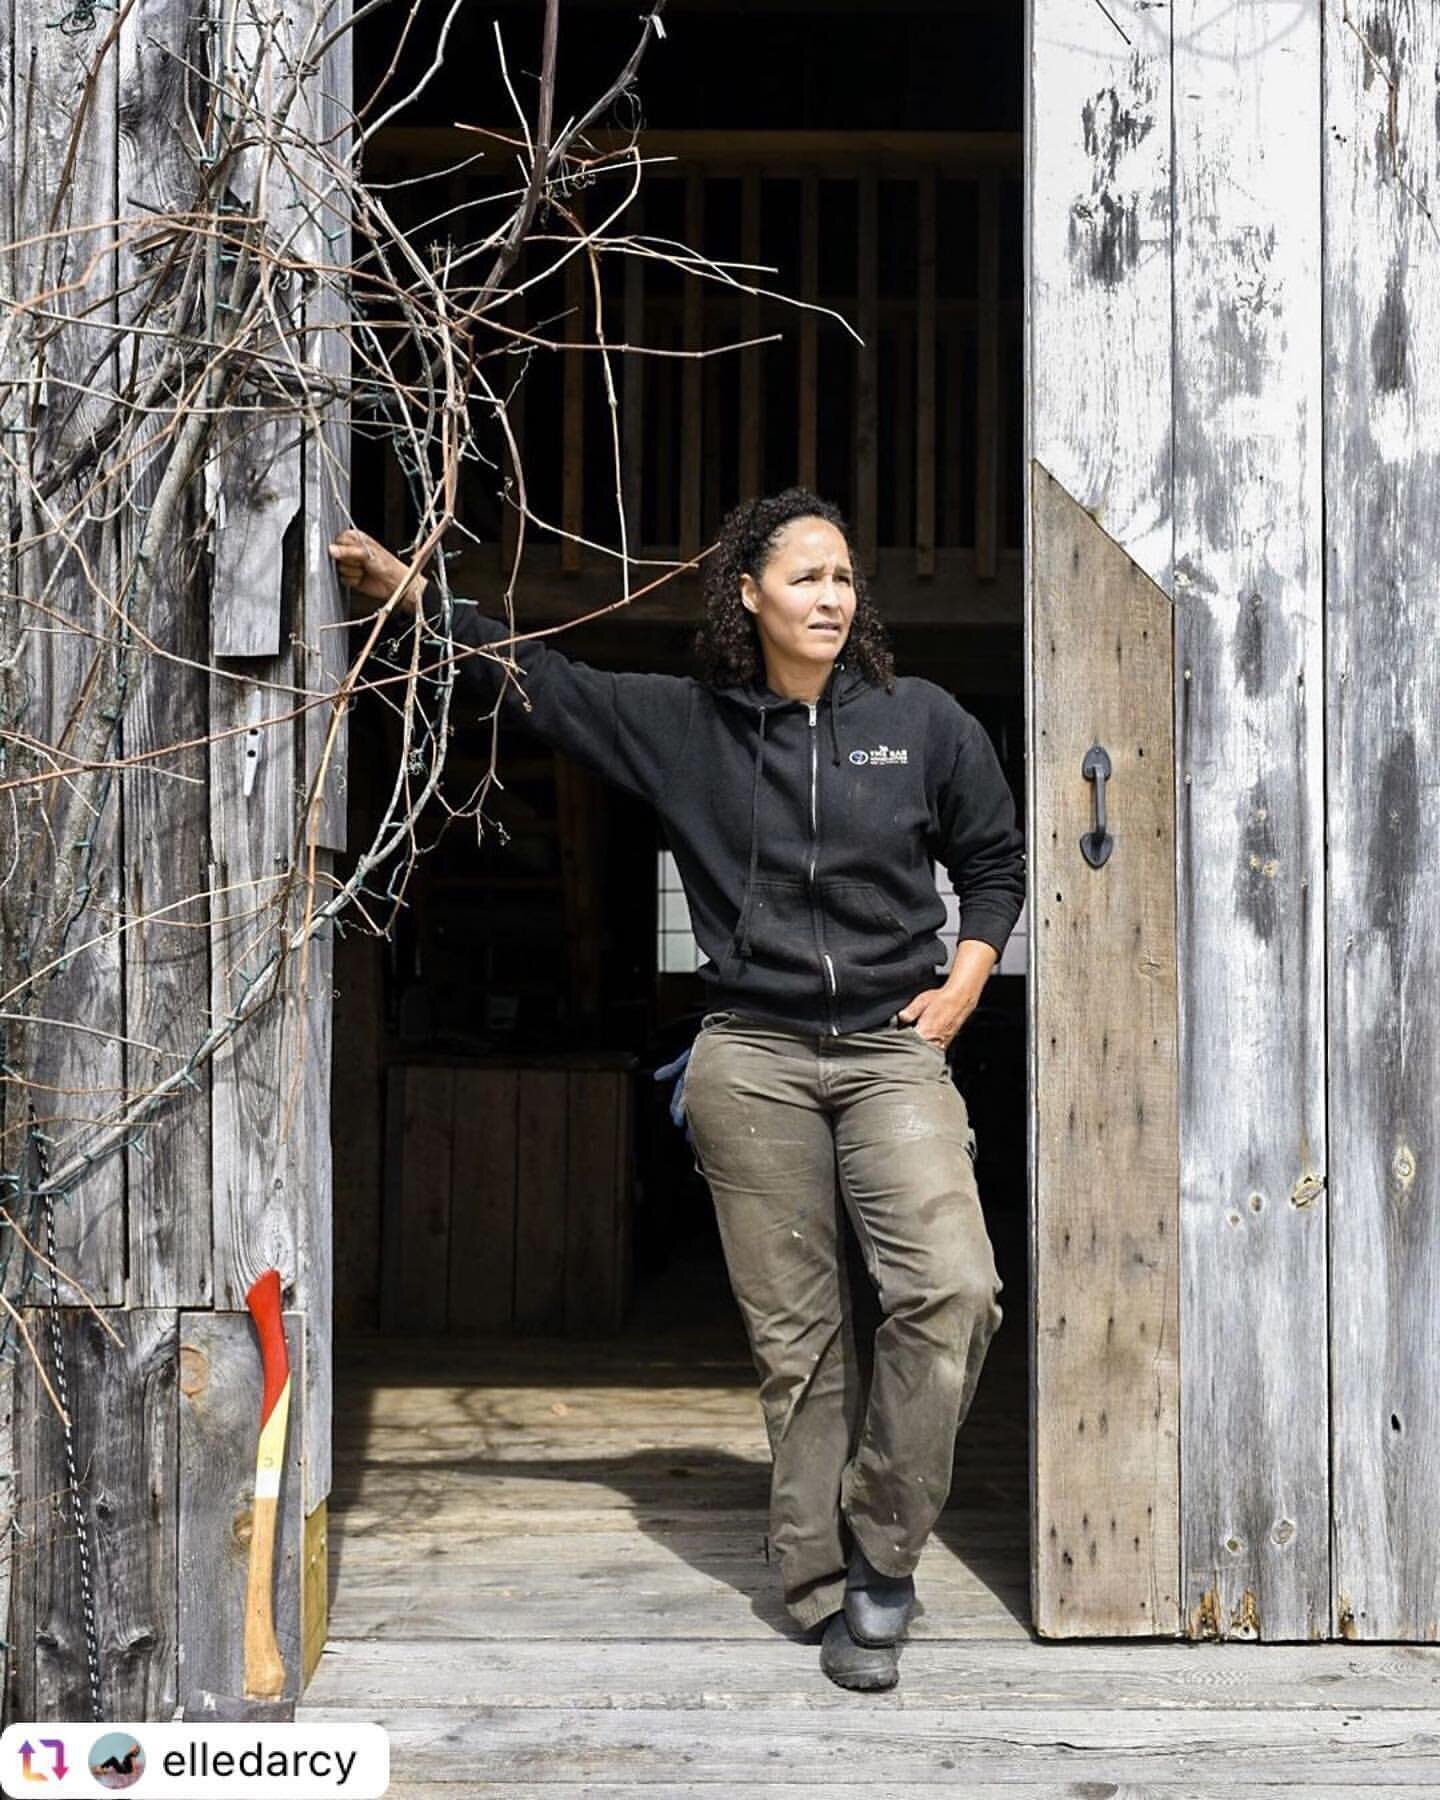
[1080,744,1113,868]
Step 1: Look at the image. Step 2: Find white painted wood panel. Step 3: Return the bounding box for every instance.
[1323,0,1440,1642]
[1026,0,1172,588]
[1171,0,1328,1642]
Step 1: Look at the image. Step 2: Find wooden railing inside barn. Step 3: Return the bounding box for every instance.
[373,131,1023,624]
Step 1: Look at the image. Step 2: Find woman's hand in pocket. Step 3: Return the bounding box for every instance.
[897,987,972,1050]
[899,942,996,1048]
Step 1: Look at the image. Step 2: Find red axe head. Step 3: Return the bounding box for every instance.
[244,1268,290,1425]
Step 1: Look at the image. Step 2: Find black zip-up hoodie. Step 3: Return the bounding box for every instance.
[440,598,1027,1036]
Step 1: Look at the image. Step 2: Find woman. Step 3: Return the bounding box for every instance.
[330,488,1025,1692]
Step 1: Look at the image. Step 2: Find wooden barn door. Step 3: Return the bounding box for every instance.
[1028,0,1331,1640]
[1028,467,1181,1637]
[1029,0,1440,1644]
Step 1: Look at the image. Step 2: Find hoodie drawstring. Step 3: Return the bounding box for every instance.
[735,706,769,961]
[735,672,845,960]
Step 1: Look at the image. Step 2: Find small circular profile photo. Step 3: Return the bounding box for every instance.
[89,1731,146,1790]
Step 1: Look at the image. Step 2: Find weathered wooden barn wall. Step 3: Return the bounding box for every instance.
[1029,0,1438,1641]
[1,0,349,1719]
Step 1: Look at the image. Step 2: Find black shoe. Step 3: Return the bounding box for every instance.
[818,1609,899,1691]
[844,1545,917,1647]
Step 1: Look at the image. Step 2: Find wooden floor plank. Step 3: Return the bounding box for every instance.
[292,1704,1440,1784]
[377,1788,1437,1800]
[325,1561,1031,1644]
[303,1636,1440,1712]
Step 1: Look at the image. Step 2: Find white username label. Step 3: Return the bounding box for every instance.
[0,1722,389,1797]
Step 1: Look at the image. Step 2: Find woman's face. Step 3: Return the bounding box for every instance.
[739,516,856,676]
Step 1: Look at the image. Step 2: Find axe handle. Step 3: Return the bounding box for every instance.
[243,1377,290,1697]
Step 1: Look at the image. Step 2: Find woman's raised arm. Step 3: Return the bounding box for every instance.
[330,527,696,806]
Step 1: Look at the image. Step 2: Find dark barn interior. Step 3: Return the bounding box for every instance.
[325,0,1029,1628]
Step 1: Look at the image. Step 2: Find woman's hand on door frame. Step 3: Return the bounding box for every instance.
[327,527,429,616]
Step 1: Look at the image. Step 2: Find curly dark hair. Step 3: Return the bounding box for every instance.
[693,487,896,691]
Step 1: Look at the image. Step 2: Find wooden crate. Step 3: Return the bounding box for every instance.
[381,1058,635,1336]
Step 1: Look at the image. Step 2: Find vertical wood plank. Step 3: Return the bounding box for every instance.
[300,0,353,853]
[514,1070,568,1333]
[381,1066,454,1334]
[9,0,124,1305]
[554,754,607,1021]
[178,1311,305,1707]
[679,173,704,561]
[302,1498,328,1687]
[331,926,385,1330]
[293,0,344,1502]
[1172,0,1327,1643]
[447,1069,518,1334]
[0,0,13,1318]
[5,1326,35,1722]
[0,1353,12,1714]
[739,172,762,501]
[915,171,937,578]
[207,0,302,657]
[25,1310,178,1718]
[118,0,213,1309]
[798,172,819,490]
[1027,0,1176,1638]
[208,410,302,656]
[1324,0,1440,1642]
[1030,465,1180,1639]
[207,5,318,1320]
[612,1071,633,1324]
[210,657,300,1310]
[380,1065,407,1334]
[855,171,878,576]
[293,868,333,1509]
[975,172,1000,581]
[564,1072,621,1335]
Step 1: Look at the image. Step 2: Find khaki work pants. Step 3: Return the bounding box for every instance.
[681,1009,1005,1631]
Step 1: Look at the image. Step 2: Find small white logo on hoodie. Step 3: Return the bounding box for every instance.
[850,745,908,767]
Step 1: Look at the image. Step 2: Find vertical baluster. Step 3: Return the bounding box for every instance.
[500,246,528,576]
[740,171,762,502]
[855,170,878,577]
[622,195,645,562]
[653,179,675,546]
[562,219,585,574]
[680,171,704,561]
[976,170,1000,582]
[916,170,937,578]
[799,171,819,490]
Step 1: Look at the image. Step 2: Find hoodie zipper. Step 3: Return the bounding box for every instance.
[808,702,840,1035]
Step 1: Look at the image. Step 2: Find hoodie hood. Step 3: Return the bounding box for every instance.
[711,652,873,764]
